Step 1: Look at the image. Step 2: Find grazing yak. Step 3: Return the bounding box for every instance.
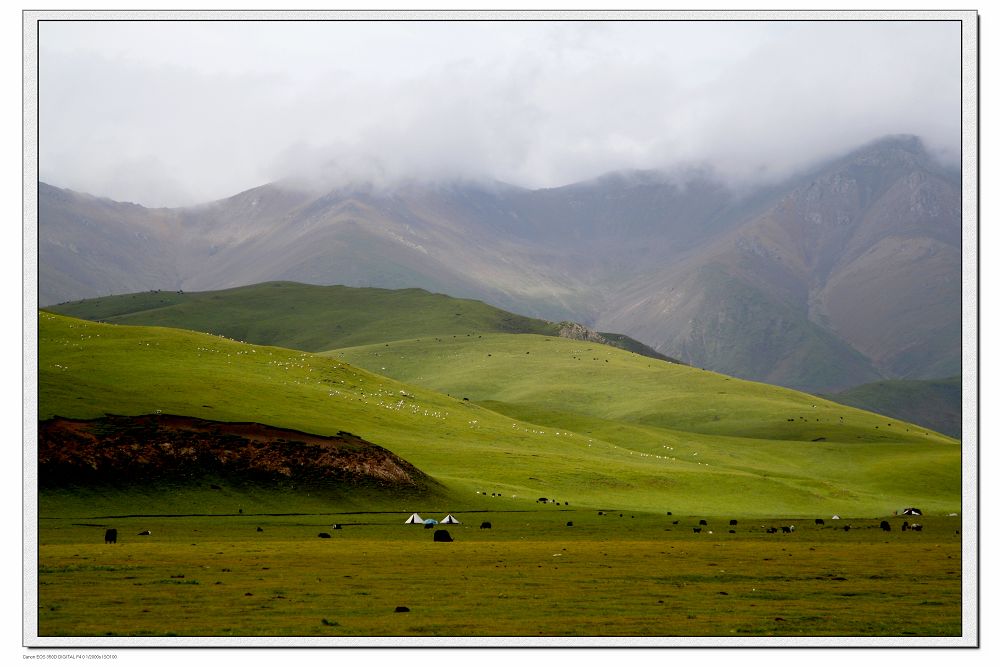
[815,519,825,525]
[693,527,702,534]
[699,519,708,526]
[880,520,891,532]
[433,529,454,543]
[729,519,738,526]
[136,530,151,536]
[104,528,117,544]
[480,521,492,529]
[318,532,332,538]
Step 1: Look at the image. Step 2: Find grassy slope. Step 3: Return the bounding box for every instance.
[329,333,959,516]
[823,376,962,439]
[39,313,960,517]
[44,281,678,362]
[44,282,561,351]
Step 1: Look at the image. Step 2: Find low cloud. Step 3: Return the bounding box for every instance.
[38,20,962,207]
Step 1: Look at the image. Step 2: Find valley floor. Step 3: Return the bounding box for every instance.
[33,510,964,642]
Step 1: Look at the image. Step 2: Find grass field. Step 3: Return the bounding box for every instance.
[36,510,962,638]
[34,312,966,639]
[38,313,960,517]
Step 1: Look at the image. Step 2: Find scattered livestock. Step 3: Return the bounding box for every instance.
[699,519,708,526]
[880,521,892,532]
[256,527,263,532]
[815,519,825,525]
[902,521,910,531]
[781,526,791,534]
[729,519,738,526]
[480,521,492,530]
[911,524,923,531]
[333,524,342,530]
[137,530,151,536]
[566,521,574,527]
[433,529,453,543]
[693,527,702,534]
[318,532,331,539]
[104,528,117,544]
[766,527,778,534]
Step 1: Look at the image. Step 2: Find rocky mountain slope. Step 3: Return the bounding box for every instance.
[38,135,961,392]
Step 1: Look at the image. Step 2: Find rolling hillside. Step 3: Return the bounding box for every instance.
[38,312,960,517]
[45,282,674,361]
[824,376,962,439]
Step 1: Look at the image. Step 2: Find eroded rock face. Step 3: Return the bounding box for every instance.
[38,413,431,488]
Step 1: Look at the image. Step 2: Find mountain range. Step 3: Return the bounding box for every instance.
[38,134,961,393]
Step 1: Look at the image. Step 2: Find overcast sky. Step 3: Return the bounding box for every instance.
[36,18,962,208]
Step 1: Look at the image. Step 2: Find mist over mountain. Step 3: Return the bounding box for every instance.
[38,135,961,393]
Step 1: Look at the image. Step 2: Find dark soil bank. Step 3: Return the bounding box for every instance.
[38,413,431,489]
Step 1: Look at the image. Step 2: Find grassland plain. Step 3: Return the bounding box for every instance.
[35,312,964,639]
[37,512,962,638]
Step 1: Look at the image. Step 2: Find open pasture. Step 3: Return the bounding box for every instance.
[36,510,962,638]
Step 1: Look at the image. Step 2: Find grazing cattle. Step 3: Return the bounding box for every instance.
[766,527,778,534]
[781,526,791,534]
[566,521,574,527]
[880,521,891,532]
[333,524,342,530]
[537,498,548,504]
[104,528,117,544]
[843,525,851,532]
[433,529,453,543]
[729,519,738,526]
[256,527,263,532]
[699,519,708,526]
[480,521,492,530]
[911,524,923,532]
[137,530,151,536]
[728,530,736,534]
[318,532,331,538]
[394,606,410,613]
[693,527,702,534]
[902,521,910,531]
[672,520,679,525]
[815,519,825,525]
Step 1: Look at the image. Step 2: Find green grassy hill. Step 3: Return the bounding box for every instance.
[38,312,960,518]
[823,376,962,439]
[44,282,671,362]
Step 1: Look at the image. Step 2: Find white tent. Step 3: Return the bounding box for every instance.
[440,514,461,524]
[404,513,423,524]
